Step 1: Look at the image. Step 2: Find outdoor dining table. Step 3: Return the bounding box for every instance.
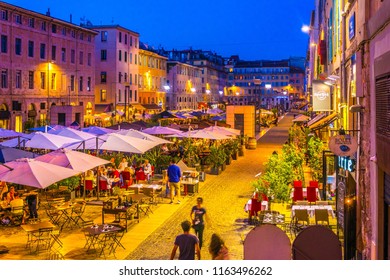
[83,224,125,258]
[54,202,77,229]
[291,205,335,218]
[21,221,56,253]
[102,204,139,231]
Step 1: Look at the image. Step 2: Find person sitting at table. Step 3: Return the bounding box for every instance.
[6,186,17,204]
[143,159,153,182]
[135,162,146,183]
[161,144,169,154]
[118,157,128,173]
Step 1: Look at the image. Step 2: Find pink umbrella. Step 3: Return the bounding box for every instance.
[0,158,80,189]
[35,148,109,173]
[169,129,232,140]
[201,126,241,136]
[116,129,172,144]
[142,126,182,135]
[24,132,80,150]
[48,127,96,141]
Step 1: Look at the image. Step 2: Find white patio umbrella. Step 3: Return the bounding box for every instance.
[292,114,310,123]
[81,126,115,136]
[202,125,241,136]
[48,127,96,141]
[142,126,182,135]
[24,132,81,150]
[65,133,159,154]
[116,129,172,144]
[169,129,232,140]
[0,133,34,148]
[35,148,109,173]
[0,158,80,189]
[0,128,22,138]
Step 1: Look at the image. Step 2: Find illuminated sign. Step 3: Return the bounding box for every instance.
[338,156,356,172]
[349,13,356,40]
[312,80,331,111]
[329,134,358,156]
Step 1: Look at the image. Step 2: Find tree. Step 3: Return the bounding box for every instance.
[306,136,325,181]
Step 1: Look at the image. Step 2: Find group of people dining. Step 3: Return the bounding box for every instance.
[82,157,154,196]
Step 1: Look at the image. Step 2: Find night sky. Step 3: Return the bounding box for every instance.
[4,0,314,60]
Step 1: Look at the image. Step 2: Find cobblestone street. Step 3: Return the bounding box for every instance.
[125,114,294,260]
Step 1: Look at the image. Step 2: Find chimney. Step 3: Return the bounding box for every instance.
[46,8,50,16]
[70,14,72,23]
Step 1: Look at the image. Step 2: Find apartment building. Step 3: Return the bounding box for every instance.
[90,25,139,121]
[0,2,97,131]
[138,43,167,114]
[166,61,202,111]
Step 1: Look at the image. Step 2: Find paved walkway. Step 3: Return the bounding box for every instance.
[125,113,294,260]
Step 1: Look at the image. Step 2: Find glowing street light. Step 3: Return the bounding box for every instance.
[301,24,311,33]
[190,88,196,93]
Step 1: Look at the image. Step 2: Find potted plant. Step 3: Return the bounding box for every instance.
[205,146,225,175]
[223,142,233,165]
[230,139,240,160]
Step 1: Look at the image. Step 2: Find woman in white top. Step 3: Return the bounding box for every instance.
[118,157,128,172]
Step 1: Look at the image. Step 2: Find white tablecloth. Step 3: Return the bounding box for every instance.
[291,205,335,218]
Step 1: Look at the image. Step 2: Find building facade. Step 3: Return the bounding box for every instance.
[307,0,390,259]
[0,2,97,131]
[90,25,140,122]
[225,58,305,111]
[166,61,202,111]
[138,43,167,114]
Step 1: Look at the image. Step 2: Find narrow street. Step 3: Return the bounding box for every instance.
[125,113,294,260]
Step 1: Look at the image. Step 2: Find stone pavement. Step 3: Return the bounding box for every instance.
[125,113,294,260]
[0,114,294,260]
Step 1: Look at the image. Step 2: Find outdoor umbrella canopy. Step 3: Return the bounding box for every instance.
[210,115,225,121]
[154,110,177,119]
[35,148,110,173]
[116,129,172,144]
[0,133,34,148]
[169,129,232,140]
[0,145,37,163]
[0,128,22,138]
[202,125,241,136]
[48,127,96,141]
[24,132,81,150]
[81,126,115,136]
[0,158,80,189]
[142,126,182,135]
[292,114,310,123]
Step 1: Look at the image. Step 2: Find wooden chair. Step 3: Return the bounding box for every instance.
[314,209,329,226]
[291,209,310,236]
[307,181,319,204]
[85,180,95,196]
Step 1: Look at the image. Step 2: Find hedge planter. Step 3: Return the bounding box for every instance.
[232,152,238,160]
[210,166,221,175]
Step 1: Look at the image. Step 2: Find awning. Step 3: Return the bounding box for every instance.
[142,104,161,110]
[307,113,326,127]
[309,112,339,131]
[131,103,145,112]
[95,104,112,113]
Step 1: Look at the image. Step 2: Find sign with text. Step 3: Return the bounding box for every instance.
[349,12,356,40]
[338,156,356,172]
[329,134,358,156]
[312,80,331,111]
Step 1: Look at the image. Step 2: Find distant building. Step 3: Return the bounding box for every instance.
[225,57,306,110]
[0,2,97,130]
[160,49,227,109]
[89,25,139,122]
[166,61,202,111]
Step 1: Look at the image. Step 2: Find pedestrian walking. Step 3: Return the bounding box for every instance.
[167,159,181,204]
[209,233,230,260]
[190,197,208,249]
[170,220,201,260]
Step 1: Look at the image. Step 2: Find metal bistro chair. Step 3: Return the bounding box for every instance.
[291,209,310,237]
[315,208,330,227]
[71,201,87,227]
[9,198,25,226]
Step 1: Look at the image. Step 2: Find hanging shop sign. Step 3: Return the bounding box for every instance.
[349,12,356,40]
[338,156,356,173]
[329,134,358,156]
[312,80,331,111]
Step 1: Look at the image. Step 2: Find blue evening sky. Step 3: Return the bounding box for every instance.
[4,0,314,60]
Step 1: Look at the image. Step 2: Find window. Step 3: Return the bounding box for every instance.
[71,49,75,63]
[14,14,21,24]
[52,24,57,33]
[125,34,127,44]
[1,69,8,88]
[28,41,34,57]
[118,72,122,83]
[51,73,56,90]
[79,33,84,40]
[40,72,46,89]
[61,48,66,62]
[134,54,137,64]
[124,52,127,62]
[101,50,107,61]
[88,53,91,66]
[124,73,127,82]
[1,9,8,21]
[70,75,75,91]
[79,51,84,65]
[100,89,107,102]
[15,70,21,89]
[87,77,91,91]
[119,32,122,43]
[51,45,56,61]
[1,35,7,53]
[87,34,91,42]
[130,36,132,46]
[119,50,122,61]
[28,18,34,28]
[40,43,46,59]
[79,76,83,91]
[15,38,21,55]
[129,53,132,64]
[41,21,46,31]
[101,31,108,42]
[62,27,66,36]
[28,71,34,89]
[135,38,138,48]
[100,72,107,83]
[71,30,75,38]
